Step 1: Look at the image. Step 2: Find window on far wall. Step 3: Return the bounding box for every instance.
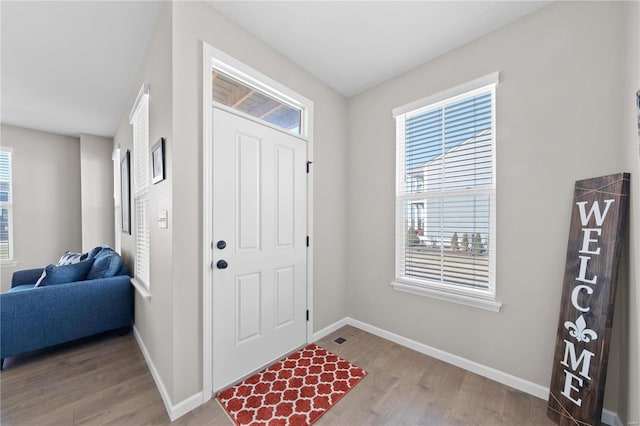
[0,149,13,261]
[392,73,500,311]
[131,85,150,288]
[112,146,122,254]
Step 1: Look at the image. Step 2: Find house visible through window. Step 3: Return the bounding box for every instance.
[131,85,150,288]
[0,149,13,261]
[393,73,499,308]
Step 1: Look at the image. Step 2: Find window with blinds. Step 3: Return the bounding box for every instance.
[393,75,497,302]
[112,147,122,254]
[131,85,150,288]
[0,149,13,261]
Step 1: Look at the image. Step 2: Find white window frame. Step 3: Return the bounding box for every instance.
[130,84,151,295]
[0,147,14,264]
[391,73,502,312]
[112,145,122,254]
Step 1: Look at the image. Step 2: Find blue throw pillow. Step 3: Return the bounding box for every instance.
[87,246,104,259]
[58,251,89,265]
[35,258,95,287]
[85,247,124,279]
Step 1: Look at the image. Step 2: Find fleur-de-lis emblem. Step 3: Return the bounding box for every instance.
[564,315,598,343]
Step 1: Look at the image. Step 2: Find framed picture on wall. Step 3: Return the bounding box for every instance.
[636,89,639,137]
[121,150,131,234]
[151,137,165,184]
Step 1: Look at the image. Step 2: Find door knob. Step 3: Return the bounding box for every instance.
[216,240,227,249]
[216,260,228,269]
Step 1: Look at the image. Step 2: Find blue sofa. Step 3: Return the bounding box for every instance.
[0,246,133,369]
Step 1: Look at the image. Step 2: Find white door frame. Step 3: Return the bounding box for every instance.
[201,41,314,402]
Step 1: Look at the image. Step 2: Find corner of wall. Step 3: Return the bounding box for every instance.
[79,133,115,251]
[113,1,177,419]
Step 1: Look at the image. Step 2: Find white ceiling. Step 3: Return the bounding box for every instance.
[1,1,162,138]
[210,1,551,97]
[1,1,550,139]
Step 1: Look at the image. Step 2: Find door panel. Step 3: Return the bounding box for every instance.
[275,266,295,328]
[236,134,261,251]
[212,107,307,391]
[236,272,262,343]
[275,145,295,248]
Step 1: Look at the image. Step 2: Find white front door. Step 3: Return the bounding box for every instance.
[212,107,308,391]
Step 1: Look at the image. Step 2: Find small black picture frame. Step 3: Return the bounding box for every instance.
[121,150,131,234]
[636,89,640,139]
[151,137,165,184]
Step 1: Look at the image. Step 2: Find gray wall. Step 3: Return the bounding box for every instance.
[30,0,635,422]
[115,1,349,405]
[0,124,82,292]
[80,133,114,251]
[170,1,349,402]
[346,0,627,413]
[113,2,175,398]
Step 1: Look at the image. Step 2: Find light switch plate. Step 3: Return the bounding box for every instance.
[158,211,168,229]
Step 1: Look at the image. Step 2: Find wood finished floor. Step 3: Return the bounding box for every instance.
[0,325,554,425]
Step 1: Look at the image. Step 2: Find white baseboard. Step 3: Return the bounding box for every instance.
[315,317,621,426]
[344,317,548,398]
[133,326,203,421]
[311,317,349,341]
[601,409,623,426]
[133,316,622,423]
[170,391,204,421]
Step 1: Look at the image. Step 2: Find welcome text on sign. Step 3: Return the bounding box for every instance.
[560,199,614,406]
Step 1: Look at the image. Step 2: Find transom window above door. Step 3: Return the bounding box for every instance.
[212,70,302,134]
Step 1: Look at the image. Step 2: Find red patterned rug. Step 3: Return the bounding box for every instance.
[216,343,367,425]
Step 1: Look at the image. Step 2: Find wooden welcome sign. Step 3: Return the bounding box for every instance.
[548,173,630,425]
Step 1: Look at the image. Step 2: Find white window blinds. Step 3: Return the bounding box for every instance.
[394,76,497,298]
[112,147,122,254]
[130,85,150,287]
[0,149,13,261]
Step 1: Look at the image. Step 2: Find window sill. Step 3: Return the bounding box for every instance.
[0,260,18,267]
[131,277,152,300]
[391,281,502,312]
